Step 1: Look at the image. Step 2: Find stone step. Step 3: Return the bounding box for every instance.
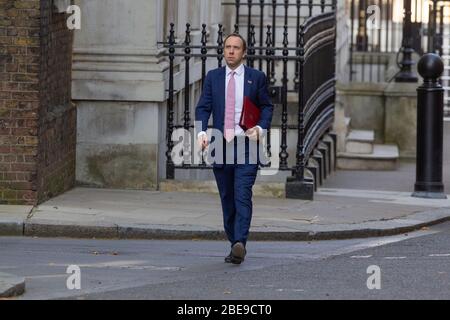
[160,165,321,199]
[345,129,375,154]
[347,129,374,142]
[337,144,399,170]
[160,180,286,198]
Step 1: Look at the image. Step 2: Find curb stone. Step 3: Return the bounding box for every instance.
[0,273,25,298]
[0,208,447,241]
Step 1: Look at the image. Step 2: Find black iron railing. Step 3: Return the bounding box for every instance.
[294,11,336,181]
[348,0,450,112]
[222,0,335,75]
[348,0,447,83]
[349,0,450,82]
[160,2,336,199]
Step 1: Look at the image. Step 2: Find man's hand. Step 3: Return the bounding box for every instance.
[245,126,261,141]
[198,133,209,150]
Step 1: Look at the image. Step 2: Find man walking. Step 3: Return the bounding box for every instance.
[195,33,274,264]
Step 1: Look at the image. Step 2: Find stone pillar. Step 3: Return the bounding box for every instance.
[335,0,350,83]
[72,0,168,190]
[384,82,418,158]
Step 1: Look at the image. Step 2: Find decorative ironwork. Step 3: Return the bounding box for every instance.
[159,3,336,200]
[279,25,289,169]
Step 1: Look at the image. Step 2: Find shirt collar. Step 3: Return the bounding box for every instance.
[226,63,244,76]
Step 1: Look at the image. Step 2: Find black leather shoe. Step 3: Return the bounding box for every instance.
[224,251,233,263]
[231,242,246,264]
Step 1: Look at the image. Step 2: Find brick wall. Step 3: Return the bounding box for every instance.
[0,0,75,205]
[37,0,75,203]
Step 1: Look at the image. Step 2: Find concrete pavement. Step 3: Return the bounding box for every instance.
[1,185,450,241]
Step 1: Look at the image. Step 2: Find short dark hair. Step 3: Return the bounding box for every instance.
[224,33,247,52]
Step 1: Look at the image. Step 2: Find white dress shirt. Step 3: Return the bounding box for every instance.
[226,63,245,136]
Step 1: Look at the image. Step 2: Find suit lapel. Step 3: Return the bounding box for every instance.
[244,65,251,98]
[218,67,226,126]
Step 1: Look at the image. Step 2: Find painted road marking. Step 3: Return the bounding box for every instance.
[429,253,450,257]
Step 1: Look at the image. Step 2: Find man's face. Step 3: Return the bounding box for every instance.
[224,36,246,69]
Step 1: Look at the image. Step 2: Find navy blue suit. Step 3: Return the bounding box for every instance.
[195,65,273,246]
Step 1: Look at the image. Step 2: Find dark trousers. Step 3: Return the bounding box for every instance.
[213,137,258,247]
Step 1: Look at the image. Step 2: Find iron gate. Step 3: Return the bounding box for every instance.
[159,1,337,199]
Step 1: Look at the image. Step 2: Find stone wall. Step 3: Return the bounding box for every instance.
[72,0,223,189]
[336,81,418,158]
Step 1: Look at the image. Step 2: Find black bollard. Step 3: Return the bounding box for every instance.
[412,53,447,199]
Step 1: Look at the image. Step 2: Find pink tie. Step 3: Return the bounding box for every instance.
[224,71,235,142]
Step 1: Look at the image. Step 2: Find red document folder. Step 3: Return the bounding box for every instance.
[239,96,260,131]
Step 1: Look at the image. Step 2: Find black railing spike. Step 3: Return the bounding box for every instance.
[166,22,176,179]
[270,1,276,83]
[201,24,208,88]
[294,0,301,90]
[234,24,239,34]
[265,25,273,86]
[184,23,191,45]
[217,24,224,67]
[299,24,305,51]
[284,0,289,13]
[308,0,313,17]
[283,25,289,48]
[280,24,289,169]
[201,24,207,45]
[250,24,256,46]
[183,23,191,134]
[235,0,241,26]
[258,0,265,70]
[284,0,289,26]
[248,24,256,67]
[168,23,175,44]
[265,25,272,47]
[217,24,224,45]
[247,0,253,42]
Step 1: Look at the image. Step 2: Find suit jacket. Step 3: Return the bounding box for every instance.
[195,65,274,136]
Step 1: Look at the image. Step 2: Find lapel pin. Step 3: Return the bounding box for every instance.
[248,80,253,84]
